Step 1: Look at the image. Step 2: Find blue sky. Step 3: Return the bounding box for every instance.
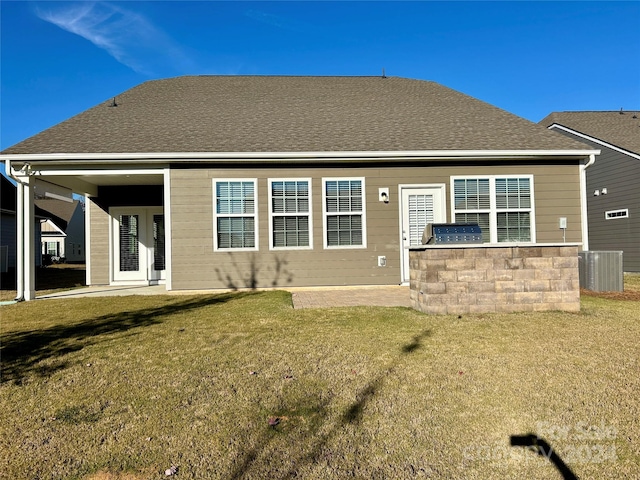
[1,1,639,158]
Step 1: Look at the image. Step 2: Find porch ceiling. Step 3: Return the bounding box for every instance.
[36,172,164,196]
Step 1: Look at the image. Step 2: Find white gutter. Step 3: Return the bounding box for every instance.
[579,153,597,251]
[1,149,601,164]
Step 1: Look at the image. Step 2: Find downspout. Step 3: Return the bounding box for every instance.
[579,154,596,251]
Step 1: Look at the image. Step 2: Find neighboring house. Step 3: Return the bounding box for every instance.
[0,174,44,272]
[35,198,85,263]
[2,76,599,299]
[540,111,640,272]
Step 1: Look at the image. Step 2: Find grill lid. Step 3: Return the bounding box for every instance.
[422,223,483,244]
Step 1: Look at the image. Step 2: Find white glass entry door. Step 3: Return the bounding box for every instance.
[400,186,446,283]
[111,207,165,284]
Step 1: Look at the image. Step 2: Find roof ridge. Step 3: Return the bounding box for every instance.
[548,110,640,114]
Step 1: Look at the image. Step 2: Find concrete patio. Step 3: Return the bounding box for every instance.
[36,284,412,309]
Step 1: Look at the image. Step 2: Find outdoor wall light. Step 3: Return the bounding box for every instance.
[601,188,608,195]
[594,190,600,196]
[379,187,390,203]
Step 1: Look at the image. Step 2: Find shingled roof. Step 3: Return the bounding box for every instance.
[34,199,81,231]
[0,174,52,218]
[540,110,640,156]
[4,76,590,155]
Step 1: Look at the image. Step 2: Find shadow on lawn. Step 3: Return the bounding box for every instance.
[511,434,578,480]
[228,328,433,479]
[0,292,255,385]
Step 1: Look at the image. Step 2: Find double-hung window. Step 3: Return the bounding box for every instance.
[213,179,258,250]
[452,176,534,243]
[45,241,58,256]
[323,178,366,248]
[269,179,312,249]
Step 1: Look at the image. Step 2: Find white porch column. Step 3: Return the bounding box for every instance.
[15,181,24,301]
[163,168,172,291]
[85,196,92,286]
[23,175,36,300]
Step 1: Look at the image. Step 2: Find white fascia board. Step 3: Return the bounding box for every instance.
[2,149,600,164]
[547,124,635,160]
[30,169,165,176]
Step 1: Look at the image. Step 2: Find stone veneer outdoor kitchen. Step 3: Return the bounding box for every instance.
[409,244,581,315]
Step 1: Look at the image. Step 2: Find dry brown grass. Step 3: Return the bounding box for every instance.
[0,263,86,301]
[581,273,640,301]
[84,471,155,480]
[1,288,639,479]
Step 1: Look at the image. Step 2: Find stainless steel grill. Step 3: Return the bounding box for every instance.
[422,223,483,245]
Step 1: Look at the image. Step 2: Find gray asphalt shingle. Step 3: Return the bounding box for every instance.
[540,110,640,155]
[4,76,590,155]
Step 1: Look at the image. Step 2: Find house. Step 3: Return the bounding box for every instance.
[35,198,85,263]
[539,111,640,272]
[0,173,44,273]
[1,76,599,300]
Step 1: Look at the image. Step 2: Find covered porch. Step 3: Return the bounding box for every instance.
[5,158,170,300]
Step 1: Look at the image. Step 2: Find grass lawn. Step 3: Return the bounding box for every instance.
[1,286,639,479]
[0,264,87,301]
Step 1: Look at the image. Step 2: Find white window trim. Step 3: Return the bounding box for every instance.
[450,174,536,244]
[213,178,259,252]
[268,178,313,251]
[322,177,367,249]
[605,209,629,220]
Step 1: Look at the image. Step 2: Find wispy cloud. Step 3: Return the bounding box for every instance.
[245,9,319,36]
[33,2,193,76]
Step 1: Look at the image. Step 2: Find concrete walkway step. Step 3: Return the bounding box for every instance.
[35,284,411,309]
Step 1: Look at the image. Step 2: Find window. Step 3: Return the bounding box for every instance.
[269,179,312,249]
[45,241,58,256]
[119,215,139,271]
[605,209,629,220]
[214,180,258,250]
[323,178,366,248]
[452,176,534,243]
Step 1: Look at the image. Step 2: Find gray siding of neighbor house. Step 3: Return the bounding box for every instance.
[166,162,582,290]
[1,214,17,269]
[65,204,86,263]
[550,130,640,272]
[0,214,42,269]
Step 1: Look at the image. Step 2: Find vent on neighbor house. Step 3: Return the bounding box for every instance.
[578,251,623,292]
[605,209,629,220]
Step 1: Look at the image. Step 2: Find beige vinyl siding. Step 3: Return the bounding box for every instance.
[168,161,583,290]
[88,199,109,285]
[41,222,61,233]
